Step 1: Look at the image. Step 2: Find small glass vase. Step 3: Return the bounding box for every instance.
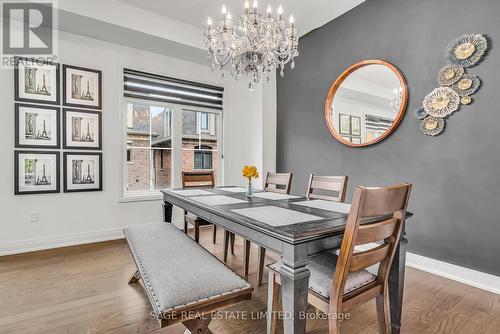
[246,180,254,198]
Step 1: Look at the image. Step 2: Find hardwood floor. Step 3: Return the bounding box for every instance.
[1,226,499,334]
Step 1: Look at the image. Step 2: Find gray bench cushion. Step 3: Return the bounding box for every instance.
[124,222,251,316]
[269,252,376,299]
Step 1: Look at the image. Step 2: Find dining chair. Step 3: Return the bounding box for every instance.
[306,174,349,202]
[267,183,412,334]
[226,172,293,285]
[182,171,216,243]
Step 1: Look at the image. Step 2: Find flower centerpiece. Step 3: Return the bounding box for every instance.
[242,165,259,198]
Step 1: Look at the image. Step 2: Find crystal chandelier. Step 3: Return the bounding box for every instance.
[204,1,299,89]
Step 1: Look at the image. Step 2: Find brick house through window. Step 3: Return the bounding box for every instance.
[126,103,219,192]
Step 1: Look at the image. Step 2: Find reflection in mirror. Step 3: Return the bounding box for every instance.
[325,61,407,146]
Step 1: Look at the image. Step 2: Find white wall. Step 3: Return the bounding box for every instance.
[0,28,276,254]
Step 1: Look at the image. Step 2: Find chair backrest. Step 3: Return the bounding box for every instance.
[306,174,349,202]
[182,171,215,189]
[331,183,412,303]
[264,172,293,194]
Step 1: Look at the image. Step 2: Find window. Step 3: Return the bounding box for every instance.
[182,110,219,177]
[123,69,223,198]
[125,102,172,192]
[194,145,212,169]
[199,112,208,131]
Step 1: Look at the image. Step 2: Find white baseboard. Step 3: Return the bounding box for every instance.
[0,221,186,256]
[406,252,500,295]
[0,228,125,256]
[2,229,499,295]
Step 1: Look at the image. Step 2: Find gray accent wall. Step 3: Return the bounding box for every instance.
[276,0,500,275]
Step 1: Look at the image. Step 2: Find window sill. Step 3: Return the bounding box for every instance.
[119,190,164,203]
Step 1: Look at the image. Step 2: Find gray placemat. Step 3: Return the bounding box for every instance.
[252,192,300,200]
[191,195,248,206]
[171,189,214,196]
[231,206,322,226]
[292,200,351,214]
[218,187,247,193]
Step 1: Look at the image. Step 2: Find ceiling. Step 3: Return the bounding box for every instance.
[118,0,365,36]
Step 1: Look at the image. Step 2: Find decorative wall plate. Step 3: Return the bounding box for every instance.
[446,34,488,67]
[414,107,427,120]
[452,74,480,96]
[438,65,464,86]
[461,96,472,105]
[423,87,460,117]
[420,116,445,136]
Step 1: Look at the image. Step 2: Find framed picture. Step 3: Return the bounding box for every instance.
[339,114,351,135]
[15,104,60,149]
[15,151,60,195]
[64,152,102,192]
[14,57,60,105]
[351,116,361,136]
[63,65,102,109]
[63,109,102,149]
[351,137,362,144]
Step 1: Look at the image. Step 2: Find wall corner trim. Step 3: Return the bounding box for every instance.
[406,252,500,295]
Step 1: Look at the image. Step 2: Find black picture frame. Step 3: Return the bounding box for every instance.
[339,113,351,135]
[63,64,102,110]
[351,116,361,136]
[62,108,102,150]
[14,150,60,195]
[14,56,60,105]
[15,103,60,149]
[63,152,103,193]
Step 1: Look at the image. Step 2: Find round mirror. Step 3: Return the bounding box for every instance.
[325,60,408,147]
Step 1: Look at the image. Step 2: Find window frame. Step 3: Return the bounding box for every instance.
[120,97,223,202]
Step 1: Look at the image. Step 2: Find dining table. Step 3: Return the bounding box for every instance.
[161,186,412,334]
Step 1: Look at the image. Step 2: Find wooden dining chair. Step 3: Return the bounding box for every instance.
[306,174,349,202]
[182,171,216,243]
[227,172,293,286]
[267,183,412,334]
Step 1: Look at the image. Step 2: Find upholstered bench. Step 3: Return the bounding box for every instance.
[124,222,253,333]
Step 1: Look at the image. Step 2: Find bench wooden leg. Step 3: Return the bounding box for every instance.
[128,270,141,284]
[183,315,213,334]
[243,239,251,276]
[212,225,217,244]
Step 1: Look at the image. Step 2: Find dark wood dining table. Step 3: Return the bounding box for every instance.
[161,187,412,334]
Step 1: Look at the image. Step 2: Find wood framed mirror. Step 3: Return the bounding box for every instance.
[325,59,408,147]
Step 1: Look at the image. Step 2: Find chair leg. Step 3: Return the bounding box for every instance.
[128,270,141,284]
[243,239,251,276]
[376,289,392,334]
[328,304,342,334]
[194,221,200,243]
[223,230,230,262]
[183,315,213,334]
[230,232,235,255]
[267,270,280,334]
[212,225,217,244]
[258,246,266,286]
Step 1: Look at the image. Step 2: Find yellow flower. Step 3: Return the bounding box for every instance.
[242,165,259,180]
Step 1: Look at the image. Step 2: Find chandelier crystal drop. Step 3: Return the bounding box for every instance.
[204,2,299,89]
